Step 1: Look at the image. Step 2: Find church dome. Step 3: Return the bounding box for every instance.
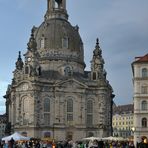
[35,19,83,55]
[32,0,85,67]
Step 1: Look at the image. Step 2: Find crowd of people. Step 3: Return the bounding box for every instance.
[0,137,148,148]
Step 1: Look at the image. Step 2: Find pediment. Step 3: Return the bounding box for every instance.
[55,79,88,89]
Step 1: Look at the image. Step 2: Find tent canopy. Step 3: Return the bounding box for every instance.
[2,132,30,141]
[82,136,102,141]
[102,136,125,141]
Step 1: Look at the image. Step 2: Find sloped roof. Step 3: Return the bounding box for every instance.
[133,53,148,63]
[113,104,134,115]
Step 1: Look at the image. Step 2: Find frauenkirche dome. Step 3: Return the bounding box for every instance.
[31,0,85,72]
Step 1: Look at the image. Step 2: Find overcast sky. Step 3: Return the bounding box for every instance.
[0,0,148,114]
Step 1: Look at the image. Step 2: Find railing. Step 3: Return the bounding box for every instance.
[134,109,148,113]
[132,127,148,132]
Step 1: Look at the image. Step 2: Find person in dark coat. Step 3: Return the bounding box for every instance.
[98,139,104,148]
[9,138,15,148]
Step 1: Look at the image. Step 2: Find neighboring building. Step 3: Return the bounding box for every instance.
[0,114,7,139]
[4,0,114,141]
[112,104,134,138]
[132,54,148,145]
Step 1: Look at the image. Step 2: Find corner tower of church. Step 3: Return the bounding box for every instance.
[4,0,114,141]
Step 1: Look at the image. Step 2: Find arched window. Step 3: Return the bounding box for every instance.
[62,37,69,49]
[23,97,30,113]
[141,101,147,110]
[86,100,93,126]
[44,98,50,125]
[40,37,45,49]
[23,97,30,125]
[67,98,73,121]
[44,98,50,112]
[142,68,148,78]
[142,118,147,127]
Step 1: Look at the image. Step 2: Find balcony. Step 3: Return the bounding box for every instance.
[134,93,148,97]
[132,127,148,132]
[134,109,148,114]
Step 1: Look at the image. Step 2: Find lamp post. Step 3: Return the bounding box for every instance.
[131,127,136,146]
[52,123,55,141]
[131,127,135,133]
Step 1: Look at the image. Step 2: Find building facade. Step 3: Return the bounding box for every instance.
[0,114,7,139]
[132,54,148,145]
[112,104,134,138]
[4,0,114,141]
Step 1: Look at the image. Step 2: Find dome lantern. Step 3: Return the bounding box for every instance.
[45,0,68,20]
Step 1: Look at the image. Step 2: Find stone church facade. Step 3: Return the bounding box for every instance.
[4,0,114,141]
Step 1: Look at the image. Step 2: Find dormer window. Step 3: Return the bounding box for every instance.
[40,36,45,49]
[62,37,69,49]
[64,66,72,76]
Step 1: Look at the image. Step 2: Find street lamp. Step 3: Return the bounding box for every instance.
[131,127,136,147]
[131,127,135,132]
[53,123,55,140]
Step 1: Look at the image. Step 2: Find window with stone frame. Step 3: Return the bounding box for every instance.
[25,66,29,74]
[86,100,93,126]
[44,98,50,125]
[142,68,148,78]
[142,117,147,127]
[141,100,147,110]
[67,98,73,121]
[23,97,30,125]
[40,37,45,49]
[64,66,72,76]
[141,85,148,94]
[44,98,50,112]
[62,37,69,49]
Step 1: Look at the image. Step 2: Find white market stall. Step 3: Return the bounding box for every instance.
[2,132,30,141]
[82,136,102,141]
[102,136,125,141]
